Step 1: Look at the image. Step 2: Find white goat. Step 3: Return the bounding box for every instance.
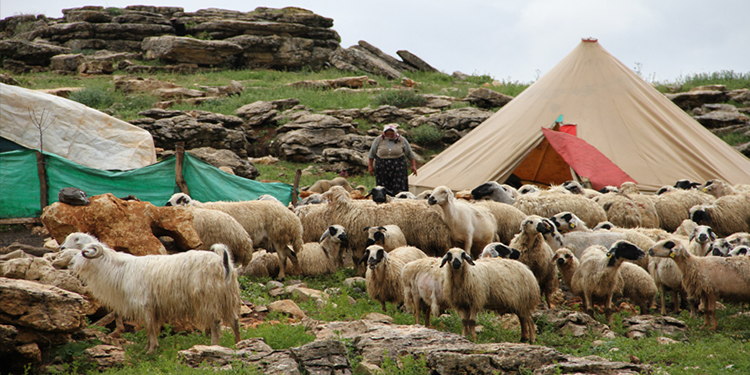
[428,185,497,258]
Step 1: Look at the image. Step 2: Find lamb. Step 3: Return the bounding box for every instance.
[415,190,433,200]
[471,200,527,245]
[69,241,241,353]
[305,176,353,194]
[470,181,516,204]
[440,248,540,342]
[648,239,750,329]
[428,186,498,258]
[729,245,750,256]
[688,225,717,256]
[690,194,750,237]
[363,245,427,311]
[653,189,715,232]
[401,257,449,327]
[321,186,452,263]
[570,241,646,324]
[479,242,521,259]
[509,215,559,309]
[552,248,579,288]
[649,255,687,315]
[673,219,699,239]
[364,225,407,252]
[513,190,608,228]
[619,261,658,315]
[166,193,303,281]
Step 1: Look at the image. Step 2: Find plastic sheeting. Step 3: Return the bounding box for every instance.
[0,83,156,170]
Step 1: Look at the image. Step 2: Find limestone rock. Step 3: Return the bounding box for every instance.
[665,90,729,111]
[464,87,514,109]
[35,87,83,98]
[236,100,278,126]
[358,40,417,73]
[134,115,250,157]
[363,313,393,324]
[49,53,85,72]
[409,107,493,132]
[77,59,115,75]
[152,87,205,100]
[363,105,415,124]
[287,76,378,90]
[622,315,687,339]
[693,103,748,128]
[141,36,242,66]
[396,50,439,72]
[0,40,72,66]
[330,46,402,80]
[113,76,183,94]
[0,278,90,332]
[0,257,88,296]
[84,345,126,370]
[64,10,112,23]
[291,287,328,303]
[137,108,186,119]
[41,193,202,256]
[187,147,259,179]
[178,340,301,374]
[227,34,336,70]
[290,340,351,375]
[322,148,369,175]
[533,309,616,339]
[268,299,307,320]
[0,73,21,85]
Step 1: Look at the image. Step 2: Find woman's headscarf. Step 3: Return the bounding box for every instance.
[381,124,400,141]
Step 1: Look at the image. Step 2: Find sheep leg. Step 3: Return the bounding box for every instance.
[702,294,718,330]
[210,320,221,346]
[423,305,432,328]
[275,244,287,281]
[380,300,387,312]
[605,293,614,326]
[518,313,530,343]
[659,287,667,315]
[545,288,556,310]
[109,314,125,338]
[231,317,241,344]
[144,314,160,354]
[413,298,422,325]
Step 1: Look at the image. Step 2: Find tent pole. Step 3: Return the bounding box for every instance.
[35,151,48,210]
[292,169,301,206]
[175,142,190,195]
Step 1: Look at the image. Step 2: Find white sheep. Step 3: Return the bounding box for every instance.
[513,190,608,228]
[701,179,750,198]
[177,207,255,267]
[415,190,433,200]
[304,176,354,194]
[479,242,521,259]
[690,195,750,238]
[394,191,417,199]
[570,241,646,324]
[401,257,449,327]
[729,245,750,256]
[509,215,559,309]
[470,181,516,204]
[518,184,540,195]
[471,200,527,245]
[552,248,579,289]
[561,180,602,199]
[166,193,303,281]
[653,189,716,232]
[256,194,281,203]
[648,239,750,330]
[440,248,540,342]
[69,241,241,353]
[687,225,717,256]
[364,225,407,252]
[648,255,687,315]
[619,261,658,315]
[321,186,452,265]
[727,232,750,248]
[363,245,427,311]
[428,186,498,258]
[595,190,659,229]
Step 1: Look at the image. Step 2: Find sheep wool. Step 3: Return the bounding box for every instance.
[440,248,540,342]
[513,190,608,228]
[509,215,559,309]
[364,245,427,311]
[690,194,750,237]
[428,186,498,258]
[401,257,449,327]
[654,189,715,232]
[471,200,526,245]
[364,225,407,252]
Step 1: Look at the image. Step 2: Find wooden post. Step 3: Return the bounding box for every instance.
[175,142,190,195]
[35,151,48,210]
[292,169,302,206]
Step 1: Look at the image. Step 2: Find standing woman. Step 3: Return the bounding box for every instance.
[368,124,418,194]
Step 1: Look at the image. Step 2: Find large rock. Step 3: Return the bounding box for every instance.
[692,103,749,128]
[134,114,251,157]
[142,36,243,66]
[358,40,417,73]
[0,40,71,66]
[363,105,415,124]
[464,88,514,109]
[236,100,278,126]
[83,345,127,370]
[0,278,90,333]
[184,19,340,41]
[410,107,494,133]
[63,10,112,23]
[330,46,402,80]
[40,193,203,256]
[227,34,336,70]
[622,315,687,339]
[289,340,351,375]
[22,22,175,44]
[665,89,729,111]
[187,147,259,179]
[1,257,87,295]
[113,76,183,94]
[273,114,362,162]
[179,340,301,374]
[49,53,85,72]
[396,49,439,72]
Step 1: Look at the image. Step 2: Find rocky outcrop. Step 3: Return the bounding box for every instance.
[40,193,203,256]
[665,88,729,111]
[0,40,71,66]
[141,36,243,66]
[692,103,749,128]
[186,147,259,180]
[410,107,494,133]
[464,87,514,109]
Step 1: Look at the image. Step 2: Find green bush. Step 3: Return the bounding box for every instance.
[409,125,444,145]
[104,7,123,16]
[374,90,427,108]
[68,85,117,109]
[463,74,494,85]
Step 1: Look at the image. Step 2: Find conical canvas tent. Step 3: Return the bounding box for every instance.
[409,38,750,193]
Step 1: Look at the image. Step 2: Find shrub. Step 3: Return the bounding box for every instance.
[68,86,116,109]
[374,90,427,108]
[104,7,123,16]
[409,125,444,145]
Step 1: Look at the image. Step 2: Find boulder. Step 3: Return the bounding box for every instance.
[184,19,340,42]
[178,340,301,374]
[0,278,90,333]
[396,50,439,72]
[141,36,242,66]
[464,88,514,109]
[152,87,205,100]
[267,300,307,320]
[321,148,369,175]
[113,76,183,94]
[124,5,184,17]
[692,103,749,128]
[0,257,87,295]
[40,193,202,256]
[0,73,21,85]
[287,76,378,90]
[83,345,126,370]
[77,59,115,75]
[273,114,364,163]
[112,11,171,25]
[330,46,402,80]
[187,147,259,179]
[49,53,85,72]
[289,340,350,375]
[236,100,278,126]
[533,309,616,338]
[227,34,336,70]
[363,105,415,124]
[410,107,494,133]
[622,315,687,339]
[665,90,729,111]
[133,115,250,157]
[185,110,244,128]
[0,40,72,66]
[64,10,112,23]
[358,40,417,73]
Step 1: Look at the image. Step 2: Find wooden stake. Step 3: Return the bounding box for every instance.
[292,169,302,206]
[35,151,48,210]
[175,142,190,195]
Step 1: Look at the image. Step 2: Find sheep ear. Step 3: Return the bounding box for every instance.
[319,229,331,243]
[462,252,475,266]
[688,231,696,242]
[358,250,370,266]
[363,226,370,232]
[709,229,717,242]
[439,253,451,268]
[378,226,386,231]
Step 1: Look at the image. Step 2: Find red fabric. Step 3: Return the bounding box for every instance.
[541,128,636,190]
[559,124,577,136]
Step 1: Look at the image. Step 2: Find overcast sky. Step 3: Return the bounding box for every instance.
[2,0,748,83]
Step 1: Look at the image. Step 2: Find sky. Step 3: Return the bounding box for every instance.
[2,0,748,83]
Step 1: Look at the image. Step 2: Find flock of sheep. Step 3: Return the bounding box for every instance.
[62,175,750,351]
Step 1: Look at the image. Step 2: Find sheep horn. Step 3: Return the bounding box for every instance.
[82,244,104,259]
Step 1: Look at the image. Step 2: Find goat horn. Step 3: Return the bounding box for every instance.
[82,244,104,259]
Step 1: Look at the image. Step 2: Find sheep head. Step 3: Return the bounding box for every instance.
[656,186,675,195]
[321,186,350,204]
[470,182,497,200]
[648,239,686,259]
[552,248,576,267]
[729,245,749,257]
[562,180,584,195]
[689,204,712,225]
[549,212,580,232]
[606,240,645,266]
[427,186,453,206]
[482,243,520,259]
[165,193,193,207]
[362,245,388,269]
[674,179,701,190]
[60,232,99,250]
[594,221,615,231]
[520,215,553,235]
[689,225,717,245]
[440,248,475,269]
[365,186,394,204]
[322,225,348,246]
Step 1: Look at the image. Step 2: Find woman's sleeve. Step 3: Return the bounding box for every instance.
[403,138,416,160]
[368,137,379,159]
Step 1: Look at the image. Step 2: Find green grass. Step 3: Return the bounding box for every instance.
[254,159,376,191]
[654,70,750,93]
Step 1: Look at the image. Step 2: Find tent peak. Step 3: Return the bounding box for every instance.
[582,37,598,43]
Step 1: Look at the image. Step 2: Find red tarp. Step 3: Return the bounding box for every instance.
[542,127,635,190]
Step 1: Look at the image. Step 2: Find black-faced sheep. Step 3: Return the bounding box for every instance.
[69,241,241,353]
[653,189,715,232]
[690,194,750,237]
[688,225,717,256]
[362,245,427,311]
[571,241,646,324]
[166,193,303,281]
[428,186,497,258]
[549,212,590,234]
[321,186,452,266]
[509,215,559,309]
[366,186,396,204]
[518,184,540,195]
[649,239,750,330]
[479,242,521,259]
[471,200,527,245]
[513,190,608,228]
[562,180,602,199]
[401,257,449,327]
[440,248,540,342]
[470,181,516,204]
[674,179,702,190]
[729,245,750,256]
[364,225,407,252]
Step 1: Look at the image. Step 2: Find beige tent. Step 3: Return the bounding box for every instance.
[409,38,750,193]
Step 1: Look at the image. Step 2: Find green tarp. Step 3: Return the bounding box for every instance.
[0,149,294,219]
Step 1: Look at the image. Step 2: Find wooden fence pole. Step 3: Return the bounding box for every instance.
[292,169,302,206]
[175,142,190,195]
[35,151,48,210]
